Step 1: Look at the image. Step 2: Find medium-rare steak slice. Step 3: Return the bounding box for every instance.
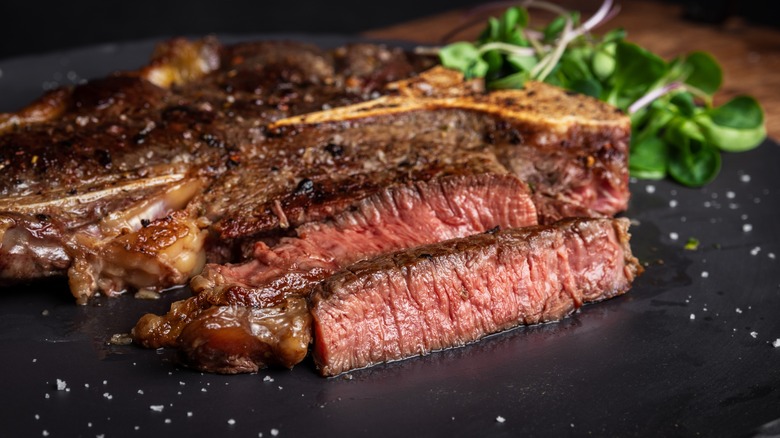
[310,217,642,376]
[133,170,538,373]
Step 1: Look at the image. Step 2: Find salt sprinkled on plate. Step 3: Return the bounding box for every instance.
[701,271,709,278]
[271,428,280,436]
[263,375,274,382]
[736,308,743,314]
[669,199,678,208]
[743,224,753,233]
[750,247,761,256]
[150,405,164,412]
[103,393,112,400]
[645,185,655,194]
[187,412,193,417]
[165,419,172,424]
[740,174,751,183]
[773,339,780,348]
[42,430,49,437]
[228,419,236,425]
[496,416,506,423]
[690,314,696,320]
[769,253,776,260]
[669,232,679,240]
[726,191,735,199]
[750,331,758,339]
[56,379,67,391]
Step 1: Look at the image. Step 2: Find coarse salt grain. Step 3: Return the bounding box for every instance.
[263,375,274,382]
[740,174,751,183]
[726,191,735,199]
[150,405,164,412]
[690,314,696,320]
[42,431,49,437]
[496,416,506,423]
[701,271,709,278]
[271,429,280,436]
[56,379,67,391]
[228,419,236,425]
[736,308,743,314]
[137,389,144,395]
[103,393,112,400]
[645,185,655,194]
[770,253,776,260]
[165,419,172,424]
[772,339,780,348]
[750,331,758,339]
[669,199,678,208]
[744,224,753,232]
[187,412,193,417]
[669,232,679,240]
[751,247,761,256]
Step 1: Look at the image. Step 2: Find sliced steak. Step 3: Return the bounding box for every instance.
[133,171,538,372]
[310,217,641,376]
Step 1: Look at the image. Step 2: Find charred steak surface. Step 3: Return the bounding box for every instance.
[1,37,638,376]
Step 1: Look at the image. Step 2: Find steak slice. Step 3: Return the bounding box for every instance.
[132,171,538,373]
[310,217,642,376]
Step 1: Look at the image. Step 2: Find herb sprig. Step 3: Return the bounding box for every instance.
[437,0,766,187]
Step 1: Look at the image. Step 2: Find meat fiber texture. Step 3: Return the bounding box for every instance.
[133,170,538,373]
[310,217,642,376]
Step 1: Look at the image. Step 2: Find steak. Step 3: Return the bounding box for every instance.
[133,170,538,372]
[0,38,629,302]
[2,36,639,376]
[311,217,642,376]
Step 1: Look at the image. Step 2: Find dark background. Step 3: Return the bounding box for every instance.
[0,0,776,60]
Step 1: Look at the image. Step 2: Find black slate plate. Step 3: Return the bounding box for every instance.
[1,36,779,438]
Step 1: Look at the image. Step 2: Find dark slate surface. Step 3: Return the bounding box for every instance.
[1,36,779,438]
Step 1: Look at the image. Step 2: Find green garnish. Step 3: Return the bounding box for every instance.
[684,237,700,251]
[437,0,766,187]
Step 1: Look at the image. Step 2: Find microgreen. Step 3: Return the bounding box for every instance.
[437,0,766,187]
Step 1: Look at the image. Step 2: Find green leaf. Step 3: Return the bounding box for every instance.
[507,54,537,72]
[569,78,602,98]
[609,41,668,107]
[482,49,504,78]
[669,92,698,118]
[709,95,764,129]
[665,119,721,186]
[592,44,616,81]
[488,71,529,90]
[439,42,486,77]
[682,52,722,95]
[478,17,501,44]
[630,136,669,179]
[543,16,565,42]
[698,96,766,152]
